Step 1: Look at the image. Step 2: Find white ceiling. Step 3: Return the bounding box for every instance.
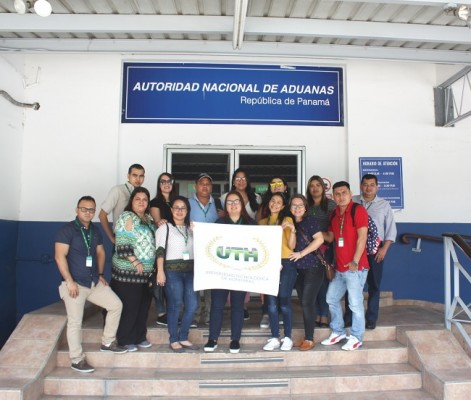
[0,0,470,64]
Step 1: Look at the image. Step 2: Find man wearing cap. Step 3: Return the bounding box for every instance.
[189,173,224,326]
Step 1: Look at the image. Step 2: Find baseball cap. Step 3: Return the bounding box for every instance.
[195,173,213,183]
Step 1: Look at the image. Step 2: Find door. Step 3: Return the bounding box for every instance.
[164,145,305,198]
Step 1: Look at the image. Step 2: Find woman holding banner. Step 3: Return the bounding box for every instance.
[288,194,325,351]
[259,192,297,351]
[204,190,257,354]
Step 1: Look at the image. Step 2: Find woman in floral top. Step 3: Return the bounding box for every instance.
[111,187,156,352]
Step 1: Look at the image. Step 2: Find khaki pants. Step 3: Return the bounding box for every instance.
[59,281,122,363]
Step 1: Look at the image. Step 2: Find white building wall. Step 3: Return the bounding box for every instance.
[0,54,26,220]
[1,53,469,223]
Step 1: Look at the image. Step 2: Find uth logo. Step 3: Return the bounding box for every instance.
[216,246,258,262]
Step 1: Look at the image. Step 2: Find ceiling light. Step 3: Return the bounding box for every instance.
[33,0,52,17]
[13,0,52,17]
[457,5,470,21]
[444,3,470,21]
[14,0,30,14]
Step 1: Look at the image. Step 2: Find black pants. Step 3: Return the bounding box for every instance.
[111,279,152,346]
[295,266,325,341]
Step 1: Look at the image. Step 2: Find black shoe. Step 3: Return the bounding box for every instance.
[229,339,240,354]
[366,320,377,330]
[71,359,95,373]
[204,339,218,352]
[244,309,250,321]
[100,340,128,353]
[156,314,168,326]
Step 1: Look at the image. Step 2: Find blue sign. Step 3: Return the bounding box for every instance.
[121,63,343,126]
[359,157,404,209]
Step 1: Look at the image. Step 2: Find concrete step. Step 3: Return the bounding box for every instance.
[44,362,421,397]
[42,390,436,400]
[78,325,397,346]
[56,339,408,370]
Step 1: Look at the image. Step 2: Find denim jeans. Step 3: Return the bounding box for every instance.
[265,259,298,339]
[164,270,198,343]
[344,251,383,323]
[209,289,246,341]
[326,269,369,341]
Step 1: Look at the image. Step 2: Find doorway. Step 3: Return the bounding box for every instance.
[164,145,305,198]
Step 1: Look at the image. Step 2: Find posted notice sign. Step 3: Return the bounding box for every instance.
[193,222,282,296]
[359,157,404,209]
[121,63,344,126]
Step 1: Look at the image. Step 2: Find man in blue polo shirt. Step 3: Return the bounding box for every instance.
[189,173,224,326]
[55,196,127,373]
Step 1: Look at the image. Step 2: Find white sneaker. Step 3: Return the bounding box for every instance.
[263,337,281,351]
[280,337,293,351]
[260,314,269,328]
[341,335,362,351]
[321,332,347,346]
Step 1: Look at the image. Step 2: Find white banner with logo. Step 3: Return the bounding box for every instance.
[193,222,282,296]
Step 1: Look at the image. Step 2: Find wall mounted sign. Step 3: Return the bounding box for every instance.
[122,63,344,126]
[359,157,404,209]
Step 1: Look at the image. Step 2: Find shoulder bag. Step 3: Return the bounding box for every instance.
[298,226,336,282]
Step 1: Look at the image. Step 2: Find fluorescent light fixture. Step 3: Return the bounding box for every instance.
[34,0,52,17]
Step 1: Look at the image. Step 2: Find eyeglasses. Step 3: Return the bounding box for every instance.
[160,179,174,185]
[78,207,96,214]
[234,177,247,182]
[226,199,241,206]
[290,204,305,209]
[270,182,284,188]
[172,207,187,212]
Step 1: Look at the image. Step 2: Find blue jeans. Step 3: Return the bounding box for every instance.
[326,269,368,341]
[265,259,298,339]
[209,289,246,341]
[344,252,383,323]
[164,270,198,343]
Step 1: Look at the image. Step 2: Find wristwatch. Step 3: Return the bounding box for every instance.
[351,260,359,267]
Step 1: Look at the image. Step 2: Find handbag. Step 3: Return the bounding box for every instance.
[314,250,336,282]
[151,223,169,288]
[298,227,336,282]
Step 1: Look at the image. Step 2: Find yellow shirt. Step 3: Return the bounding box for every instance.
[259,215,294,259]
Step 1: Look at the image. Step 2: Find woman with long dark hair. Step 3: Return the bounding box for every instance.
[221,168,261,220]
[111,187,156,352]
[150,172,177,225]
[306,175,337,328]
[259,192,297,351]
[150,172,177,326]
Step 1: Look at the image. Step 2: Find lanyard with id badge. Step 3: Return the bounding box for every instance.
[76,220,93,267]
[176,225,190,260]
[338,213,345,248]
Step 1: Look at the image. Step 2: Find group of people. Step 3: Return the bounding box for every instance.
[55,163,396,373]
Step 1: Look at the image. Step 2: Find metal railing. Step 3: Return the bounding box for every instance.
[443,233,471,348]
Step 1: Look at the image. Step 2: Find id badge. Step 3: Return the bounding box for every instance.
[182,250,190,260]
[86,256,93,267]
[338,238,344,248]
